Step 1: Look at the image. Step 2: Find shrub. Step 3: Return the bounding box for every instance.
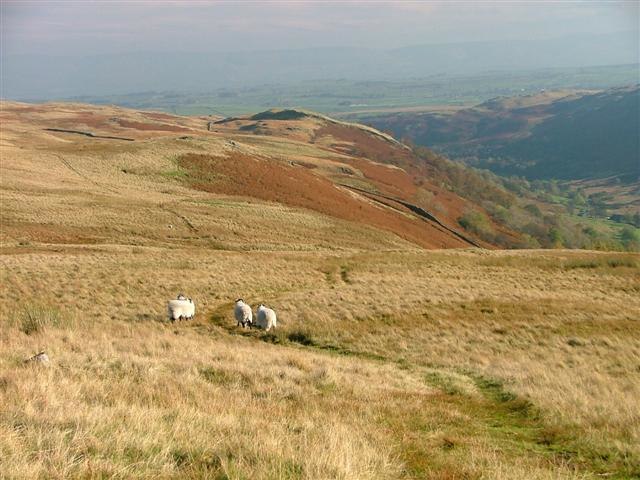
[524,203,543,218]
[548,227,564,248]
[458,211,495,242]
[287,330,316,346]
[620,226,640,252]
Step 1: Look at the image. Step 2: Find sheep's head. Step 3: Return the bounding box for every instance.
[177,293,186,300]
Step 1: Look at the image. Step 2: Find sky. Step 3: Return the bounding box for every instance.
[2,1,639,56]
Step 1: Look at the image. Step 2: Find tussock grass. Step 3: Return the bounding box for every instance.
[11,303,71,335]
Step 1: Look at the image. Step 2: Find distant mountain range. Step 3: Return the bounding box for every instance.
[2,31,637,100]
[362,86,640,182]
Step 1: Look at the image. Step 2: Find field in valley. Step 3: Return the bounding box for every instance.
[67,64,640,117]
[1,101,639,479]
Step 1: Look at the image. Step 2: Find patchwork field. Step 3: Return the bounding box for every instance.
[1,101,639,479]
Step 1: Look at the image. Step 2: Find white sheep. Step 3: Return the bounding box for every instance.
[167,295,195,321]
[255,304,277,331]
[234,298,253,328]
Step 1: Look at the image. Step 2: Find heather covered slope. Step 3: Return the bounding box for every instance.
[2,101,636,253]
[0,102,509,250]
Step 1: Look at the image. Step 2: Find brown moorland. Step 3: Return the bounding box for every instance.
[1,101,639,479]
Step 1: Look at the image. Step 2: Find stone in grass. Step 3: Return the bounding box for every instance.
[25,351,50,365]
[567,338,586,347]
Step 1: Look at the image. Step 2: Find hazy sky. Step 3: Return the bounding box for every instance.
[2,1,638,56]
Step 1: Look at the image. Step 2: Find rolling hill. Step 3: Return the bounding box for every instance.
[0,102,517,251]
[362,85,640,182]
[2,101,636,253]
[1,101,640,478]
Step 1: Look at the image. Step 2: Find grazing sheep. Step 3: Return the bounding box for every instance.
[256,304,277,331]
[234,299,253,328]
[168,296,195,321]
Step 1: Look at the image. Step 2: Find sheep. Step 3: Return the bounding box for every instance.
[167,295,195,321]
[234,298,253,328]
[184,298,195,319]
[255,304,277,331]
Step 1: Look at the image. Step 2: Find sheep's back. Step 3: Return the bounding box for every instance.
[168,299,193,319]
[257,308,276,329]
[235,304,252,322]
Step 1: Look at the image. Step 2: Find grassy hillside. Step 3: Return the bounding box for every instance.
[2,248,639,479]
[1,102,639,478]
[361,86,639,181]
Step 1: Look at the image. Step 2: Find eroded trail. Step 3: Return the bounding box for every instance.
[208,313,632,479]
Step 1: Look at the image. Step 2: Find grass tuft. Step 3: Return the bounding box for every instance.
[16,303,68,335]
[287,329,316,346]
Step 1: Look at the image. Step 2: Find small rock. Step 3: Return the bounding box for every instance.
[567,338,585,347]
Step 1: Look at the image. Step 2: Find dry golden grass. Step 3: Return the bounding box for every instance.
[1,101,639,478]
[1,247,638,478]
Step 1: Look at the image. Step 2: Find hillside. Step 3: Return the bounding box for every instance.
[1,102,640,478]
[1,102,526,251]
[362,86,640,181]
[0,101,636,251]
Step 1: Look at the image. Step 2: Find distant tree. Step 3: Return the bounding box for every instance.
[458,211,495,242]
[548,227,564,248]
[582,226,598,239]
[524,203,542,218]
[522,222,549,241]
[620,226,640,251]
[548,180,560,196]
